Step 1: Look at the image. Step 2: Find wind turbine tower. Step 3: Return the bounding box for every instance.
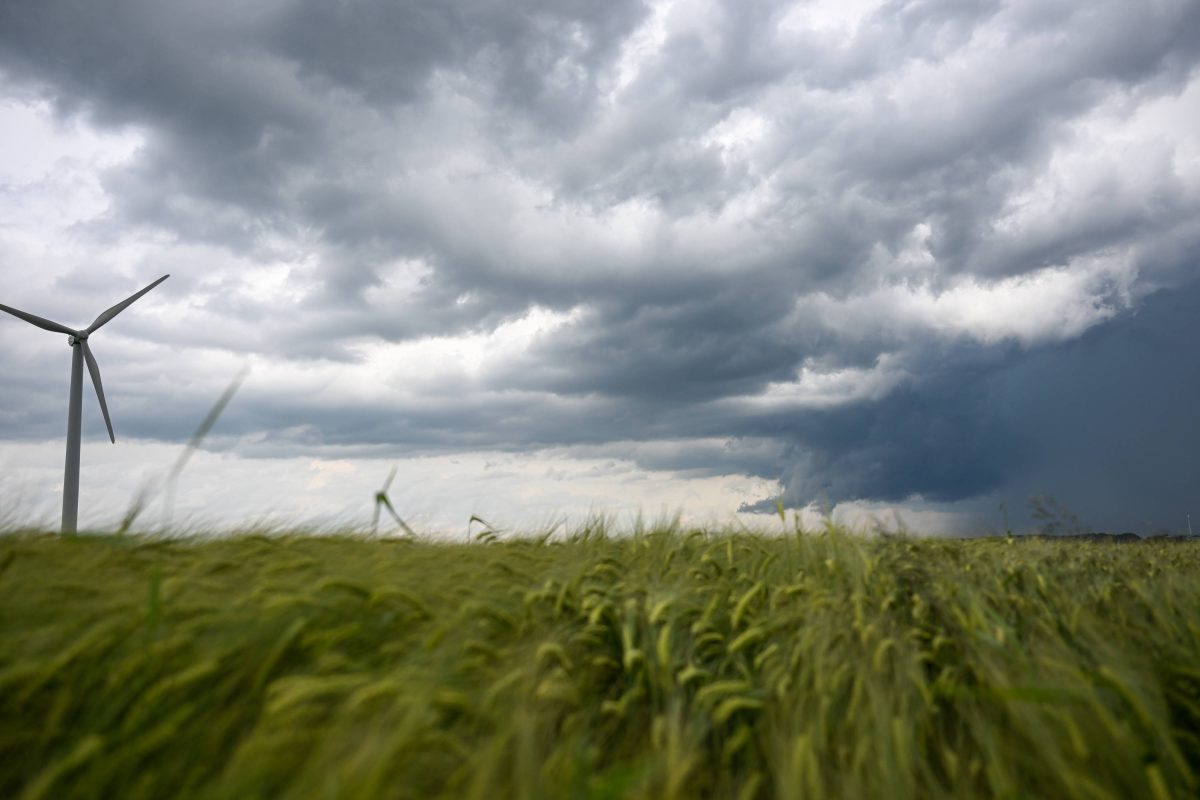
[1,275,169,534]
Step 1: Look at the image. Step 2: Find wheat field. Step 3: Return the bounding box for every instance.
[1,523,1197,799]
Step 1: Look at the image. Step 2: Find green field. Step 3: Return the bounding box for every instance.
[1,525,1198,799]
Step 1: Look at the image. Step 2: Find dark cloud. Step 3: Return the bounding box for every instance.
[2,0,1199,530]
[738,279,1200,533]
[496,277,801,402]
[985,278,1200,533]
[742,352,1027,509]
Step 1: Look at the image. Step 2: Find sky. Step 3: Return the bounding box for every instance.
[0,0,1197,537]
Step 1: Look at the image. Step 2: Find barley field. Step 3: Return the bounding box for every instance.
[1,524,1198,799]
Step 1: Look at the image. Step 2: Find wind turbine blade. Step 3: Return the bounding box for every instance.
[86,274,169,334]
[81,341,115,443]
[379,495,415,536]
[0,303,77,336]
[383,466,397,493]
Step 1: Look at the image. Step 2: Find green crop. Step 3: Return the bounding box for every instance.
[1,524,1197,799]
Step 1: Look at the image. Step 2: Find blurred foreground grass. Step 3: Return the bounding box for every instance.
[1,525,1198,799]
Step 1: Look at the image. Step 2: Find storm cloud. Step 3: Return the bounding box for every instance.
[1,0,1198,532]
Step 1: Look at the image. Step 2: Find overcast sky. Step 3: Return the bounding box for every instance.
[1,0,1197,536]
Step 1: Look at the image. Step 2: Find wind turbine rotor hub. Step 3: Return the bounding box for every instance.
[67,332,87,345]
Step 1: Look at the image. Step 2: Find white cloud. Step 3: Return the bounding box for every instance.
[0,97,145,283]
[609,0,675,98]
[307,458,355,489]
[797,257,1137,346]
[348,304,583,390]
[729,354,908,411]
[778,0,883,37]
[0,95,142,184]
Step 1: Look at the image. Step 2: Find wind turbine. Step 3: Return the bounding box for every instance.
[373,466,415,537]
[0,274,169,534]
